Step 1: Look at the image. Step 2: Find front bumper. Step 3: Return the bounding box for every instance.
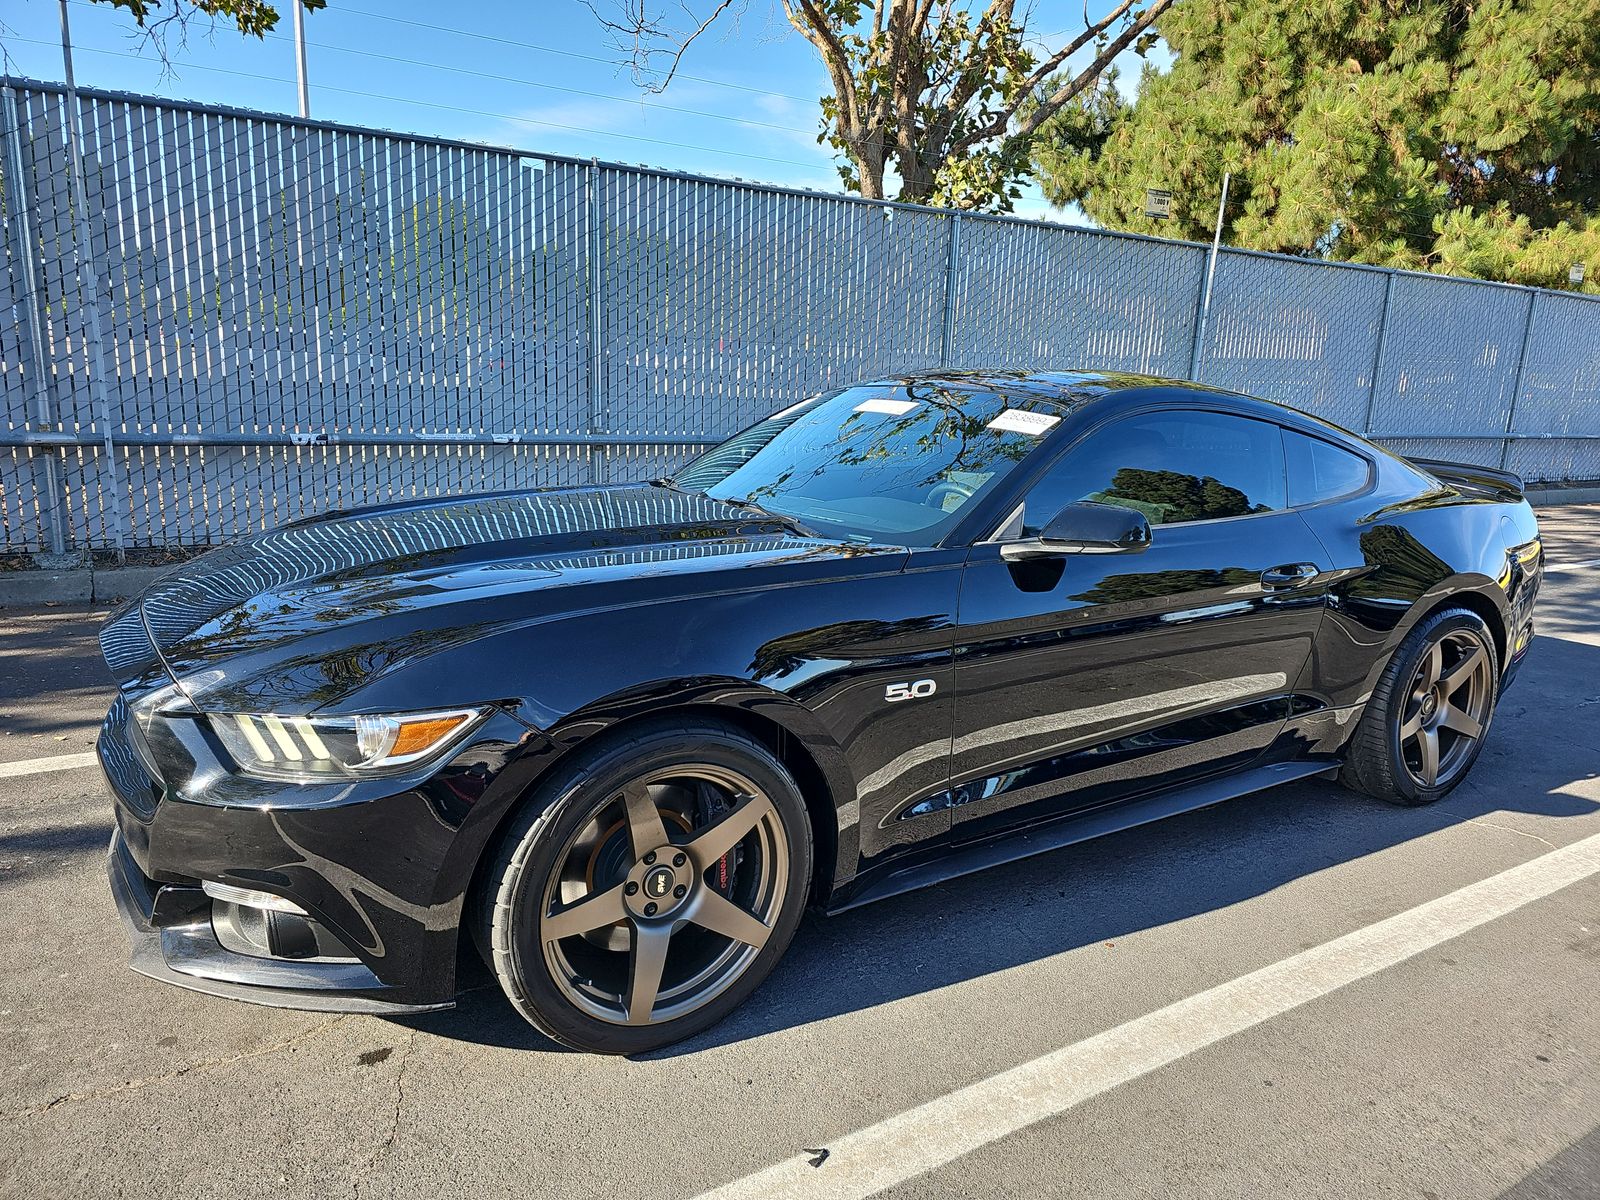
[106,828,450,1015]
[98,694,546,1015]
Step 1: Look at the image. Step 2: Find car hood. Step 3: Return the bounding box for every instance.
[99,484,893,710]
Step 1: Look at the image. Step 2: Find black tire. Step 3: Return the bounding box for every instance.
[1339,606,1500,806]
[477,719,812,1054]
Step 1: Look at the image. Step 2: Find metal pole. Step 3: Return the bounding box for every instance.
[585,160,605,483]
[1189,171,1230,380]
[293,0,310,118]
[1500,291,1538,470]
[1361,271,1395,436]
[59,0,129,561]
[939,213,962,369]
[2,85,67,557]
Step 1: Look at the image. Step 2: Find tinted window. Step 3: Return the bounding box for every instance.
[1285,430,1370,506]
[1022,409,1287,532]
[673,384,1066,546]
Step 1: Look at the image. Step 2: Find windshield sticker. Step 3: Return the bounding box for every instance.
[986,409,1061,436]
[853,397,919,416]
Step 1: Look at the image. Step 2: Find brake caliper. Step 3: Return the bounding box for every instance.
[698,784,743,896]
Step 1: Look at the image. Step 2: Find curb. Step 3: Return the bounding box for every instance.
[0,563,173,608]
[1529,486,1600,506]
[0,567,93,607]
[91,565,176,603]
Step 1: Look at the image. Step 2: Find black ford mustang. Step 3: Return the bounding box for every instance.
[98,371,1542,1053]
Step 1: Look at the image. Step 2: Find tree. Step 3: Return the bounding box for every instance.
[597,0,1174,211]
[85,0,325,63]
[1030,0,1600,289]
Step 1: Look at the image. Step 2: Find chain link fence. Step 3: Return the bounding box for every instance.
[3,77,1598,554]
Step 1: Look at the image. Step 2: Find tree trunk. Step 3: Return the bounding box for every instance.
[895,153,937,204]
[851,129,890,200]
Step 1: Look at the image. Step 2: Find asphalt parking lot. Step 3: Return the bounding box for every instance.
[2,506,1598,1200]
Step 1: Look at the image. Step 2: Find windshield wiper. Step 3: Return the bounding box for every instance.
[719,494,821,539]
[651,479,820,538]
[649,476,699,496]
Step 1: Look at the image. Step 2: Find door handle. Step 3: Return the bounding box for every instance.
[1261,563,1320,590]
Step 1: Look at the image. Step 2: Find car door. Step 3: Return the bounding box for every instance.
[950,405,1331,842]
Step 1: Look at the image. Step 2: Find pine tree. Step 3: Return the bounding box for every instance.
[1030,0,1600,289]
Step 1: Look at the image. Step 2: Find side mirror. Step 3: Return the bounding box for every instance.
[1001,501,1152,560]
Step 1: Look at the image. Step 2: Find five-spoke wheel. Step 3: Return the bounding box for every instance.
[538,767,788,1027]
[1397,628,1493,790]
[479,723,810,1053]
[1340,606,1500,806]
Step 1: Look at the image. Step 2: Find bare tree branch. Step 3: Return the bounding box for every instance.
[1005,0,1139,101]
[1007,0,1170,140]
[587,0,750,91]
[597,0,1172,209]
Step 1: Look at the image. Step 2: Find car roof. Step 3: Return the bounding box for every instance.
[855,368,1264,413]
[856,369,1358,442]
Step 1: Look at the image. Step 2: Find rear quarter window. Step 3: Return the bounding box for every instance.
[1285,430,1371,507]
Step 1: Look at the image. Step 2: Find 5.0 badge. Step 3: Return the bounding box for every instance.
[884,679,937,703]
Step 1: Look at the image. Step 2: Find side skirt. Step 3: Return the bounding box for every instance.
[827,757,1340,914]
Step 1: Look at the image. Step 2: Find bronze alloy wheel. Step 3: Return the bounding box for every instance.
[536,764,789,1027]
[1397,627,1495,790]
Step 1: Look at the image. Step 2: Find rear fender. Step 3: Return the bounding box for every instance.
[1357,572,1513,705]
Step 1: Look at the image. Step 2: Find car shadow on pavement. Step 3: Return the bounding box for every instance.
[402,630,1600,1058]
[0,821,114,888]
[1497,1121,1600,1199]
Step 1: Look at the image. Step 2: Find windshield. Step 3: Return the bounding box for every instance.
[672,383,1068,546]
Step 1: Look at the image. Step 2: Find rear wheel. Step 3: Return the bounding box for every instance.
[479,722,811,1054]
[1340,607,1499,806]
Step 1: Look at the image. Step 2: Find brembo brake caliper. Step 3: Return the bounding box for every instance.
[699,785,742,894]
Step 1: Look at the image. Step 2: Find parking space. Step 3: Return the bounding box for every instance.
[2,507,1598,1200]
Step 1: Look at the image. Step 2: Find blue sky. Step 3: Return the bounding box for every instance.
[1,0,1159,219]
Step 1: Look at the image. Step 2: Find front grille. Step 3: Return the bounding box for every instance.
[100,696,160,820]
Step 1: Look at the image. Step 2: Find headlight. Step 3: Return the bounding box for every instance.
[210,707,489,781]
[127,681,196,782]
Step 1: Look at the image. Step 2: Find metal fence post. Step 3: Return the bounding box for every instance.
[1499,290,1538,470]
[1184,258,1207,383]
[939,212,962,369]
[585,159,605,484]
[2,84,67,556]
[1187,173,1231,381]
[57,32,130,558]
[1361,271,1396,436]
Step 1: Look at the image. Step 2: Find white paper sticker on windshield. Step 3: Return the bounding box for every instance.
[853,397,919,416]
[987,409,1061,436]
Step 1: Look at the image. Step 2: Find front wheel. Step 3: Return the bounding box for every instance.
[479,721,812,1054]
[1340,607,1499,806]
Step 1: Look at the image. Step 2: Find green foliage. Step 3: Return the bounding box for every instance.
[88,0,325,41]
[1031,0,1600,288]
[814,2,1041,209]
[1430,205,1600,290]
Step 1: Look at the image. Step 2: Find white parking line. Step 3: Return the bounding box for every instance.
[1545,557,1600,573]
[698,828,1600,1200]
[0,751,100,779]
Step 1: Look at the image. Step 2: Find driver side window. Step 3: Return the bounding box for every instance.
[1022,409,1288,535]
